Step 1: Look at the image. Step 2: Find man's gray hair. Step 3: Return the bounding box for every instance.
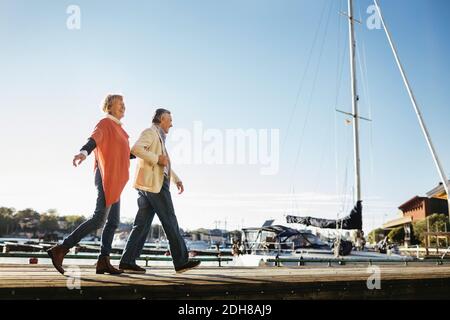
[152,108,171,124]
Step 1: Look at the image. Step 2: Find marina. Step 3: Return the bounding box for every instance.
[1,0,450,302]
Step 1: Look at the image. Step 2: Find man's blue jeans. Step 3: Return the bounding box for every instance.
[62,169,120,257]
[120,178,189,269]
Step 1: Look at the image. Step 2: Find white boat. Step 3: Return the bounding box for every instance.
[185,240,211,251]
[232,224,409,267]
[111,232,128,249]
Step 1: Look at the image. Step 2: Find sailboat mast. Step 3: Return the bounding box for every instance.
[348,0,362,204]
[373,0,450,221]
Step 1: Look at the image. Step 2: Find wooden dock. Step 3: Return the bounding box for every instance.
[1,262,450,299]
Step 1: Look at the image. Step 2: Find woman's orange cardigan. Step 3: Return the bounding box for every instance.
[91,117,130,206]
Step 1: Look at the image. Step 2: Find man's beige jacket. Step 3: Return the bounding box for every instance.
[131,125,181,193]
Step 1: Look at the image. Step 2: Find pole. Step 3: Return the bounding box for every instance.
[348,0,362,203]
[373,0,450,223]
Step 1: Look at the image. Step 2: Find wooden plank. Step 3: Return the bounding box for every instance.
[1,264,450,299]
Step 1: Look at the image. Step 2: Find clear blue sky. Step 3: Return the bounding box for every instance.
[0,0,449,233]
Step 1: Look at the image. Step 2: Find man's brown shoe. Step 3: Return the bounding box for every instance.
[96,256,123,275]
[119,262,146,274]
[175,260,201,274]
[47,245,69,275]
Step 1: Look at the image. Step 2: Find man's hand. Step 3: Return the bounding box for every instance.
[158,155,169,166]
[176,181,184,194]
[73,153,86,167]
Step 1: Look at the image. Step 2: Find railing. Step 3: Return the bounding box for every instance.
[2,251,448,268]
[400,245,450,260]
[0,252,232,267]
[441,247,450,260]
[265,256,448,267]
[408,244,421,259]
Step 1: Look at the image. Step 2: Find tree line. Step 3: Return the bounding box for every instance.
[0,206,238,243]
[0,207,87,238]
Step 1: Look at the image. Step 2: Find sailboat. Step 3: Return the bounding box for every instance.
[234,0,449,266]
[286,0,449,245]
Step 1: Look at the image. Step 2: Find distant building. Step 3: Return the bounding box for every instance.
[185,228,229,244]
[383,182,449,246]
[209,229,229,244]
[426,180,450,200]
[398,196,448,221]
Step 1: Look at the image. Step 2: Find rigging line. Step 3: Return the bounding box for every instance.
[338,153,347,215]
[356,45,371,129]
[335,0,344,108]
[341,124,353,215]
[294,189,300,214]
[289,0,335,185]
[334,0,349,108]
[334,0,347,205]
[335,0,347,106]
[339,143,351,224]
[334,110,340,203]
[290,186,300,214]
[333,22,349,206]
[311,60,341,214]
[310,22,341,216]
[335,41,349,108]
[340,162,349,216]
[290,186,294,213]
[334,0,342,199]
[354,3,376,196]
[309,112,333,214]
[281,0,329,153]
[287,186,296,214]
[336,52,352,216]
[355,2,372,128]
[356,44,376,205]
[361,37,376,180]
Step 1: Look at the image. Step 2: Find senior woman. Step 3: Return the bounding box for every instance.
[47,94,131,275]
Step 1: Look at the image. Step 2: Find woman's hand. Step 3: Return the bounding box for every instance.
[176,181,184,194]
[73,153,87,167]
[158,155,169,166]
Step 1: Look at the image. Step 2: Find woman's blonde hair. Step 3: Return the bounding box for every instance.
[101,94,123,113]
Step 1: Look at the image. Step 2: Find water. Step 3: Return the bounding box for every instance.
[0,237,40,243]
[0,255,233,267]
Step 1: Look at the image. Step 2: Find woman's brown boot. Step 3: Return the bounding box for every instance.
[47,245,70,275]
